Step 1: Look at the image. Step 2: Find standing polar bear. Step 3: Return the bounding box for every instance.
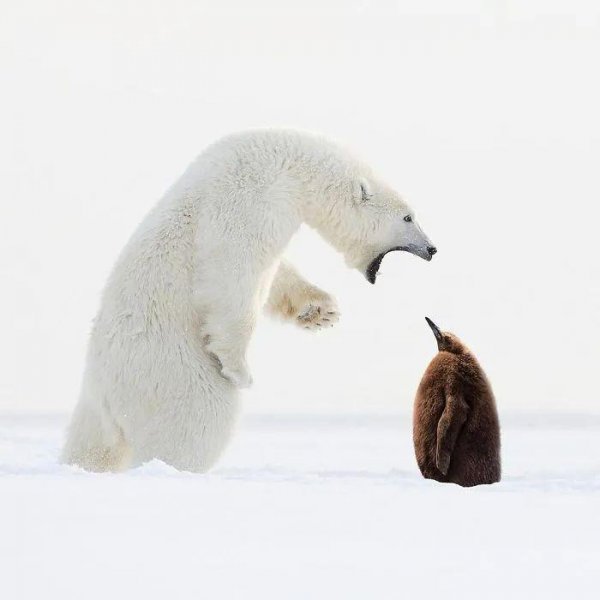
[62,129,436,472]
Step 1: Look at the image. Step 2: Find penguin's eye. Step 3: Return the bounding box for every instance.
[360,183,372,203]
[404,215,413,223]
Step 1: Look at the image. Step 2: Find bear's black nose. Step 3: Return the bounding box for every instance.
[427,246,437,257]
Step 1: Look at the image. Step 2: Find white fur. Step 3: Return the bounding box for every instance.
[62,129,434,472]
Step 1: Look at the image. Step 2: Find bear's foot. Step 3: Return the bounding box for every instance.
[297,295,340,331]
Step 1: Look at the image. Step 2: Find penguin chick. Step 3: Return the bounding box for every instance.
[413,317,501,487]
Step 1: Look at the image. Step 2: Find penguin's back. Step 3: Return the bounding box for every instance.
[413,351,501,486]
[413,352,456,481]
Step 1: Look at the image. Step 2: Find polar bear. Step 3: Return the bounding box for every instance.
[62,129,436,473]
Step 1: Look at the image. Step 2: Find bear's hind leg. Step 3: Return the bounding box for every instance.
[61,401,131,472]
[128,384,241,473]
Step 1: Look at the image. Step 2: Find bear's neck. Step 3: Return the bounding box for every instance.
[264,132,351,245]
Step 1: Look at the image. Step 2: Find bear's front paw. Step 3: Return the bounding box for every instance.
[296,296,340,331]
[206,341,253,389]
[220,363,253,389]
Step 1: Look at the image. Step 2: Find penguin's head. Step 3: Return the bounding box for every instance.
[425,317,466,354]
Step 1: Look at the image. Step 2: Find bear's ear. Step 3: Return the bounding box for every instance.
[357,179,372,204]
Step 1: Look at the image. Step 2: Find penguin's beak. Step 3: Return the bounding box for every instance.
[425,317,443,350]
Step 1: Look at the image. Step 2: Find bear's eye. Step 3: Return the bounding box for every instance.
[360,183,371,203]
[404,215,413,223]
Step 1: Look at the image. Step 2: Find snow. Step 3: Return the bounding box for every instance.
[2,413,599,599]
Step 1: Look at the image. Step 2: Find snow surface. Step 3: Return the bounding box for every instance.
[2,413,599,599]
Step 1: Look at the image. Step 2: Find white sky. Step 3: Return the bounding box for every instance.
[1,0,599,414]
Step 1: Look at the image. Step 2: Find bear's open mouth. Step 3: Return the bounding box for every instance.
[365,244,433,284]
[365,246,406,284]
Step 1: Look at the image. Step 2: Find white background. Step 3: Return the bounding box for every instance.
[1,0,599,415]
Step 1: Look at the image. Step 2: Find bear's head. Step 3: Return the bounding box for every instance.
[304,159,437,284]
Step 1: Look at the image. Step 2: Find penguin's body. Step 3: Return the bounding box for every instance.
[413,318,501,487]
